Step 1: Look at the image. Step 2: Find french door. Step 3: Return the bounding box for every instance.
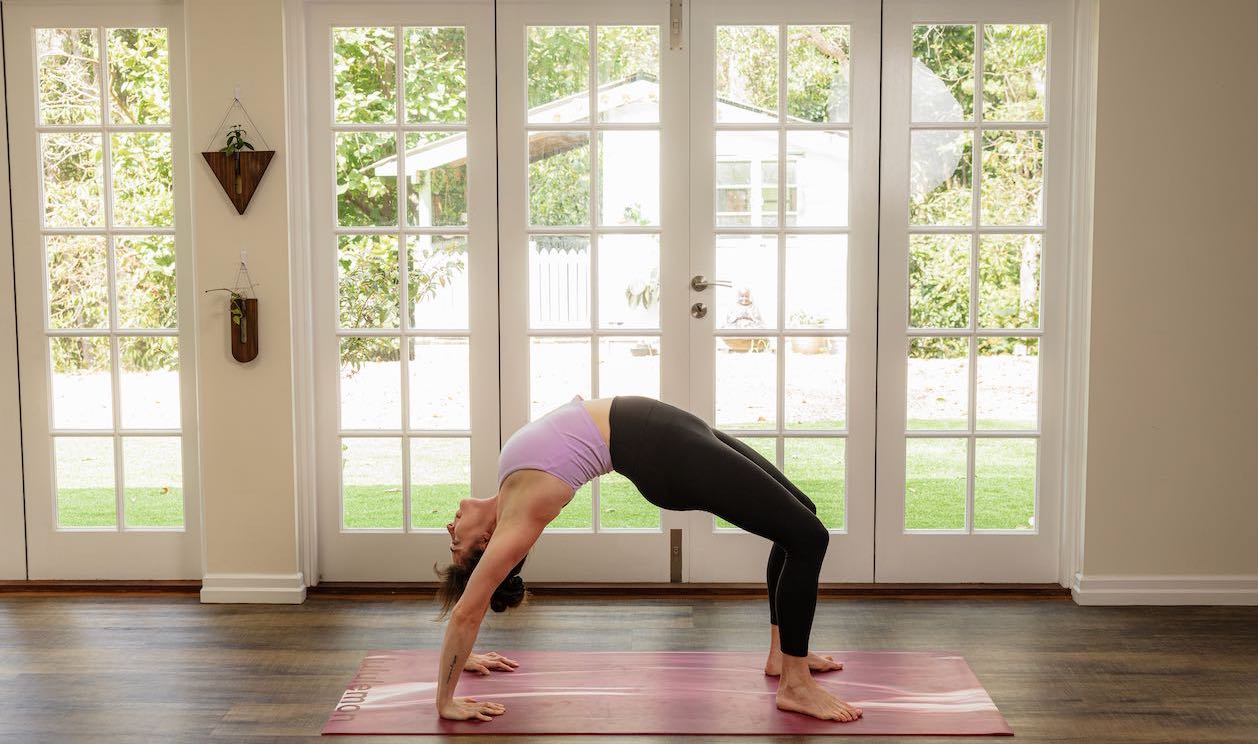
[5,1,200,578]
[685,0,880,582]
[876,0,1073,581]
[307,0,1075,585]
[496,0,685,580]
[307,1,499,580]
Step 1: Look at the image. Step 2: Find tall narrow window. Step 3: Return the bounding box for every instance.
[711,24,853,532]
[37,26,183,530]
[524,25,663,530]
[331,26,473,531]
[904,23,1046,533]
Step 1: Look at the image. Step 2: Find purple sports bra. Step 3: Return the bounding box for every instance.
[497,394,614,490]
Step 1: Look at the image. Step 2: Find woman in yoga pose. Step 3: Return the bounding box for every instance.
[434,394,862,724]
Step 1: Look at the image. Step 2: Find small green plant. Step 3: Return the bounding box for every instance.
[220,124,255,156]
[219,124,255,195]
[206,288,248,343]
[228,291,246,341]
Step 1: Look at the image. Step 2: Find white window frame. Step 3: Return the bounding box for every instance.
[687,0,882,583]
[4,0,200,579]
[496,0,686,581]
[0,40,25,579]
[875,0,1077,582]
[282,0,1099,589]
[298,0,499,582]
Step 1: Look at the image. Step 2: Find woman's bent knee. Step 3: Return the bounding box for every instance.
[793,519,829,559]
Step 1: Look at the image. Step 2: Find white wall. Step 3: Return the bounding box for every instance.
[1078,0,1258,596]
[185,0,302,601]
[0,53,25,579]
[6,0,1256,600]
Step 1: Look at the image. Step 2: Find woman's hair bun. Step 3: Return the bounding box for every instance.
[490,572,526,613]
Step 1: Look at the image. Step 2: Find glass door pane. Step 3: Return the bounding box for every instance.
[687,0,880,583]
[875,0,1072,582]
[6,1,199,578]
[310,2,499,580]
[497,0,684,581]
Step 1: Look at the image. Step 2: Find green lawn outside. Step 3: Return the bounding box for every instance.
[54,423,1035,534]
[56,487,184,528]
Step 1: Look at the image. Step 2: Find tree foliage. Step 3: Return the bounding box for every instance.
[39,27,174,374]
[38,22,1047,370]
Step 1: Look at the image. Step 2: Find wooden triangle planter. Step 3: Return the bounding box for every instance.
[202,150,275,215]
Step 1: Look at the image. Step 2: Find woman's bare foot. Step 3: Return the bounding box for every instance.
[775,678,863,722]
[764,650,843,676]
[763,626,843,675]
[773,654,862,722]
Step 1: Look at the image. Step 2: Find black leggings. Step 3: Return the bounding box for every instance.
[608,395,828,657]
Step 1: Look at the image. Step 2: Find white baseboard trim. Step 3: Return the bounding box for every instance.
[1072,573,1258,605]
[200,573,307,604]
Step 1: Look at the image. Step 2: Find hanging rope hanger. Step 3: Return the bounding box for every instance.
[201,90,277,215]
[204,95,272,152]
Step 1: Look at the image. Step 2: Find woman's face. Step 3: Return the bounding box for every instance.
[446,498,482,565]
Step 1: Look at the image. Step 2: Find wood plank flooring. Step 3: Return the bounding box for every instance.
[1,595,1255,742]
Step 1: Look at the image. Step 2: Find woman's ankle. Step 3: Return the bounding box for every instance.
[777,653,813,686]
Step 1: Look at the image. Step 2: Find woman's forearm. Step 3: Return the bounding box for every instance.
[435,611,481,709]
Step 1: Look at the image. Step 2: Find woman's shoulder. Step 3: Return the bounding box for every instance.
[499,472,571,520]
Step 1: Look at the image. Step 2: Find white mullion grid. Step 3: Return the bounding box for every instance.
[774,24,787,467]
[342,429,471,438]
[588,25,602,532]
[718,121,851,132]
[37,123,172,133]
[36,26,179,531]
[56,428,179,437]
[908,327,1042,338]
[906,429,1038,438]
[339,226,470,236]
[908,225,1040,235]
[525,225,653,235]
[393,24,413,534]
[42,226,174,236]
[725,428,849,439]
[92,25,128,532]
[401,227,469,235]
[528,328,655,338]
[526,121,658,132]
[48,327,183,338]
[717,328,850,337]
[720,225,849,236]
[335,327,470,338]
[331,122,466,133]
[960,24,984,534]
[908,121,1045,131]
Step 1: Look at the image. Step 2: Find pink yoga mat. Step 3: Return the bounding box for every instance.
[322,650,1012,736]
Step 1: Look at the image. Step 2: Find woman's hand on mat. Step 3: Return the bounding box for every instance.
[465,651,519,675]
[439,696,506,722]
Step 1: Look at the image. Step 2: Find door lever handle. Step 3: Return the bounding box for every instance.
[691,274,733,291]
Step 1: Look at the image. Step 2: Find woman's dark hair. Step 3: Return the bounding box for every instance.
[433,551,527,619]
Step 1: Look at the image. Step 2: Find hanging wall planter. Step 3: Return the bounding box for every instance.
[205,251,261,363]
[201,97,275,215]
[228,294,260,362]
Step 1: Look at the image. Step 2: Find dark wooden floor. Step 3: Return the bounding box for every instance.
[1,595,1256,742]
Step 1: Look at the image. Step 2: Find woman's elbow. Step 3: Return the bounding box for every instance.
[449,600,485,627]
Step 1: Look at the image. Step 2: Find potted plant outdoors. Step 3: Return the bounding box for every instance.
[624,268,661,356]
[789,310,831,354]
